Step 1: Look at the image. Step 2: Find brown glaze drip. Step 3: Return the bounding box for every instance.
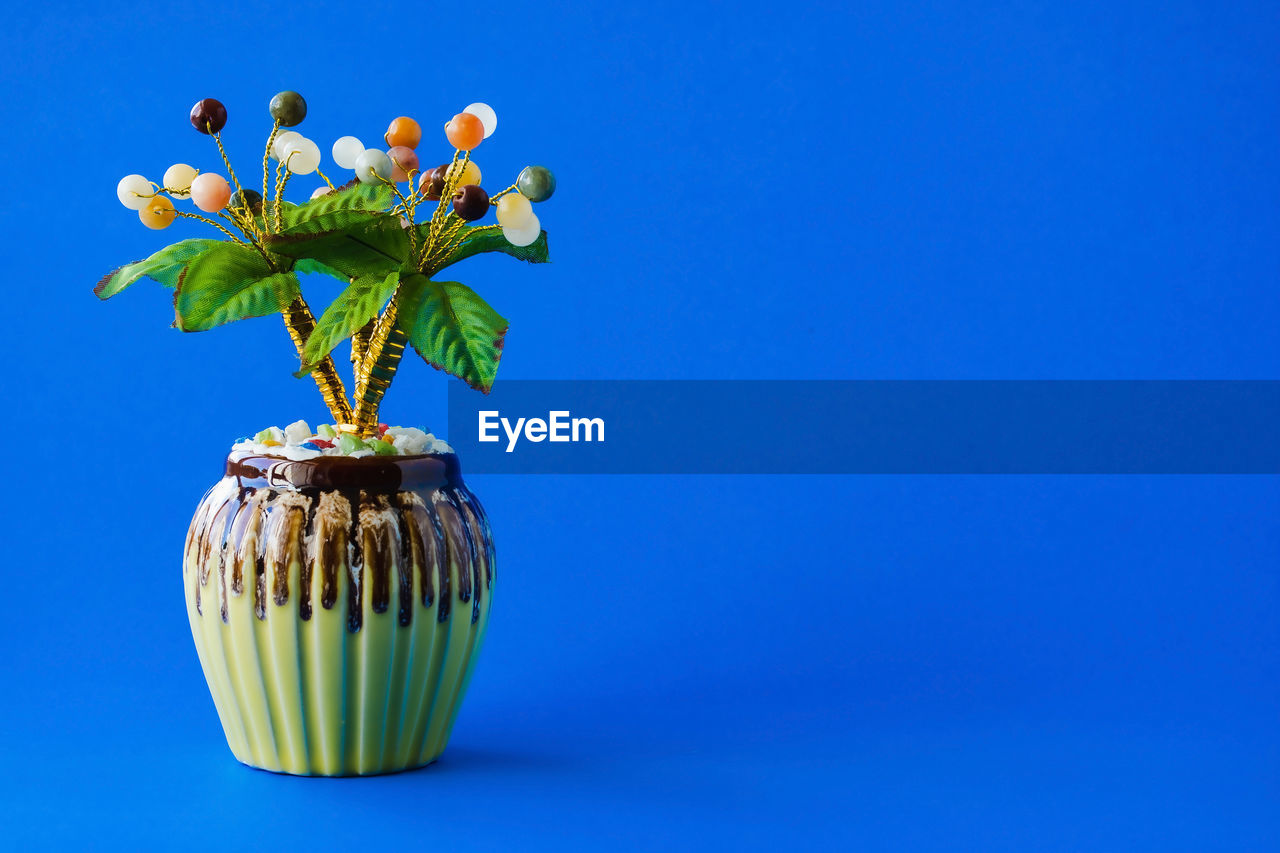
[191,451,489,634]
[227,452,457,493]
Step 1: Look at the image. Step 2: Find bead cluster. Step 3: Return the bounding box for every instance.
[116,94,555,248]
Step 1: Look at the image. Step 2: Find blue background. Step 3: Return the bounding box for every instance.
[3,1,1278,849]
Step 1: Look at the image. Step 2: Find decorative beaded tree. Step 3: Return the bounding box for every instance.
[98,92,554,438]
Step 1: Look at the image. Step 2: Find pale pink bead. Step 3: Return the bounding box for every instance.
[387,146,420,182]
[190,173,232,213]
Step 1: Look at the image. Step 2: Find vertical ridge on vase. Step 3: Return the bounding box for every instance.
[422,490,485,761]
[304,491,350,774]
[443,488,495,740]
[227,490,282,770]
[376,498,414,770]
[260,494,310,773]
[185,484,252,760]
[392,493,436,768]
[353,495,398,773]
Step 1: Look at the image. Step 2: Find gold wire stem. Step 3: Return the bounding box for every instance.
[421,215,475,273]
[377,175,419,257]
[488,182,519,202]
[281,298,354,424]
[316,168,336,191]
[350,318,375,372]
[352,295,407,436]
[274,154,296,232]
[172,210,246,244]
[262,120,280,211]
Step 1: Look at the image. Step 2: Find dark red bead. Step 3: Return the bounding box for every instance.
[452,184,489,221]
[190,98,227,134]
[421,164,449,200]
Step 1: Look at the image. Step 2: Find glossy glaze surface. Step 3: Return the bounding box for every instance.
[183,450,495,775]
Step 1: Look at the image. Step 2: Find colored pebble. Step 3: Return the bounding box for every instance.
[310,438,334,448]
[269,90,307,127]
[369,439,397,456]
[300,441,321,451]
[385,116,422,149]
[190,98,227,134]
[337,433,365,454]
[317,424,337,438]
[444,112,484,151]
[378,423,389,435]
[517,165,555,202]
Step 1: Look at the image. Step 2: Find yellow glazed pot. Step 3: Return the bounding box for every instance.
[183,450,494,776]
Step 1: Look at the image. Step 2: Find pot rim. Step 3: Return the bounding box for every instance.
[225,449,461,492]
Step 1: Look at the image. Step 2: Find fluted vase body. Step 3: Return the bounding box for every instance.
[183,450,495,776]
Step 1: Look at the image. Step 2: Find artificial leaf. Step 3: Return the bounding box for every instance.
[397,274,508,392]
[422,224,549,275]
[174,243,298,331]
[299,271,400,372]
[269,217,410,279]
[272,208,382,239]
[284,182,394,226]
[94,239,221,299]
[292,258,347,280]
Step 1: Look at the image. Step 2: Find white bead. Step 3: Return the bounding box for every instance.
[355,149,392,184]
[282,137,321,175]
[496,192,534,228]
[502,212,540,247]
[310,186,333,200]
[116,174,153,210]
[332,136,365,170]
[162,163,198,198]
[272,130,303,161]
[463,102,497,138]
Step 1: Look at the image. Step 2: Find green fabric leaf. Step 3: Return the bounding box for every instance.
[269,217,410,279]
[397,274,508,393]
[94,239,222,299]
[273,208,382,239]
[423,224,549,275]
[284,182,394,227]
[300,271,400,371]
[174,243,298,331]
[292,258,347,280]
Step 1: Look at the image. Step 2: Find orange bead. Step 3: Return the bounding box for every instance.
[445,113,484,151]
[139,195,176,230]
[384,116,422,149]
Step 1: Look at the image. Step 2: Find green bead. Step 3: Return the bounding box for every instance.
[269,91,307,127]
[228,188,262,214]
[517,165,556,202]
[370,438,397,456]
[337,433,365,454]
[317,424,336,438]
